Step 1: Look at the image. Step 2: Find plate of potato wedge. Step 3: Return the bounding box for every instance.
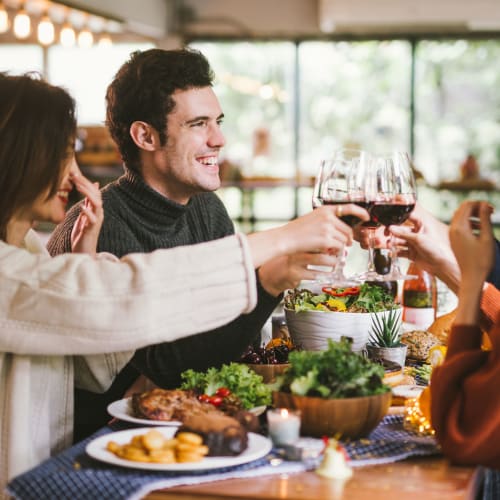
[86,427,272,471]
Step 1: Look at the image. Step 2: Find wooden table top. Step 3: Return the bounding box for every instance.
[145,456,481,500]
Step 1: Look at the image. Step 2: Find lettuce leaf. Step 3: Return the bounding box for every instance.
[180,362,272,409]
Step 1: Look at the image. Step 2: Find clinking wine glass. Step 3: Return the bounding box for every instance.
[370,151,417,281]
[351,152,388,282]
[314,149,370,287]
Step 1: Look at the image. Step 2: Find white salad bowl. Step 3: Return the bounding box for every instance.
[284,307,398,353]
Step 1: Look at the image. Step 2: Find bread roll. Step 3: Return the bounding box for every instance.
[401,330,441,361]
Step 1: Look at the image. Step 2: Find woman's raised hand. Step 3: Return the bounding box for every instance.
[449,200,494,285]
[70,172,103,256]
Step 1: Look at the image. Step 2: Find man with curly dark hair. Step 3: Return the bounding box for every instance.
[48,48,342,440]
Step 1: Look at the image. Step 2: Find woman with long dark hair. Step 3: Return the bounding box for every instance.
[0,72,368,492]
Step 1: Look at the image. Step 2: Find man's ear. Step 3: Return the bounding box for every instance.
[129,121,159,151]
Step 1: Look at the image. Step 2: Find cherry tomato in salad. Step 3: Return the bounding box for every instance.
[215,387,231,397]
[209,395,223,407]
[322,286,360,297]
[198,394,211,403]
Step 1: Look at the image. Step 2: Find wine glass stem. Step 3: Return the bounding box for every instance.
[367,228,376,272]
[389,234,402,275]
[332,243,347,278]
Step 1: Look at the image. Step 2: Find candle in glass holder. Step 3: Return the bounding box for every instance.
[267,408,301,446]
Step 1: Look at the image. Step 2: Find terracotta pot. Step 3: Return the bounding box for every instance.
[246,363,290,384]
[272,391,391,439]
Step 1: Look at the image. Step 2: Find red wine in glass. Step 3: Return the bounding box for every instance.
[322,200,371,227]
[370,202,415,226]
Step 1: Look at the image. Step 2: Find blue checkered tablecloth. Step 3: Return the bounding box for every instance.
[483,468,500,500]
[7,414,441,500]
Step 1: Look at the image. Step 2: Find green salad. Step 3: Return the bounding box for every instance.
[274,339,389,398]
[180,362,272,409]
[284,283,395,313]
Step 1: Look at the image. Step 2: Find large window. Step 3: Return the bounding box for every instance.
[414,39,500,186]
[190,38,500,227]
[0,44,43,74]
[48,43,153,124]
[299,40,411,176]
[191,41,296,179]
[0,43,153,125]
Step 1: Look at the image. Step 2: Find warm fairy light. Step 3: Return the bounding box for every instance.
[60,22,75,47]
[404,397,435,436]
[0,2,9,34]
[13,6,30,39]
[97,32,112,47]
[2,2,122,47]
[77,27,93,48]
[37,13,54,45]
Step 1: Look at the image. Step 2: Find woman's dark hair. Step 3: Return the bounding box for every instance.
[0,73,76,241]
[106,48,215,174]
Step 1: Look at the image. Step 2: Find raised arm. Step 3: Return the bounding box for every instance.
[430,200,500,469]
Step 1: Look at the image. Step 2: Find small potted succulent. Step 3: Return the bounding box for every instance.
[366,307,407,369]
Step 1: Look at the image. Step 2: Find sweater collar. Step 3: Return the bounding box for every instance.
[115,168,191,217]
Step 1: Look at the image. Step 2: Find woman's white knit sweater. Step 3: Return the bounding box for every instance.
[0,230,256,497]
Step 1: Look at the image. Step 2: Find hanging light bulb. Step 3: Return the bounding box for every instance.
[60,21,75,47]
[97,32,112,47]
[13,5,31,39]
[0,1,9,34]
[77,27,93,48]
[37,12,54,45]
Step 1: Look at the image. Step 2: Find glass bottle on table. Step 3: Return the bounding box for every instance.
[402,262,437,329]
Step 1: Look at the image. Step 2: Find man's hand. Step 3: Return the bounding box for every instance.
[258,252,337,297]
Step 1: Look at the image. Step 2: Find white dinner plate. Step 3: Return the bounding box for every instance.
[107,397,182,426]
[107,397,267,426]
[86,426,272,471]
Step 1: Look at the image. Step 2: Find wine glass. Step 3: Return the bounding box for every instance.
[314,149,369,286]
[370,151,417,280]
[350,151,390,282]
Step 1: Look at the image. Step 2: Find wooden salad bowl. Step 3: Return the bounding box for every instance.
[246,363,290,384]
[273,390,392,439]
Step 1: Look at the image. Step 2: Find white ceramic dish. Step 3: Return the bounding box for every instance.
[107,397,267,426]
[285,307,399,353]
[107,397,182,426]
[86,426,272,471]
[391,384,425,400]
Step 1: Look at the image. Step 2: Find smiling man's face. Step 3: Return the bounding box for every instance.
[148,86,226,205]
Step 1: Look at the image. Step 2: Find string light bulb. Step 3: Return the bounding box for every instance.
[0,1,9,34]
[60,21,75,47]
[13,5,30,39]
[77,27,93,48]
[37,12,54,45]
[97,32,112,47]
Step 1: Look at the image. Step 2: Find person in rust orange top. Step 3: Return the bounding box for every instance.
[430,200,500,469]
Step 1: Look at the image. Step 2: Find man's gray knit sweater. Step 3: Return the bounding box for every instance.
[48,169,280,438]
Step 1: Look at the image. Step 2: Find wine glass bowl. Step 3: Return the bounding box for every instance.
[312,149,370,286]
[373,151,417,281]
[370,200,415,227]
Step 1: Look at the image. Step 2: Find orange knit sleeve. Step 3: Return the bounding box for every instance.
[480,283,500,333]
[430,321,500,469]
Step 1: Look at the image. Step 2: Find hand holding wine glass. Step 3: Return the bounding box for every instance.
[313,149,371,286]
[371,151,417,280]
